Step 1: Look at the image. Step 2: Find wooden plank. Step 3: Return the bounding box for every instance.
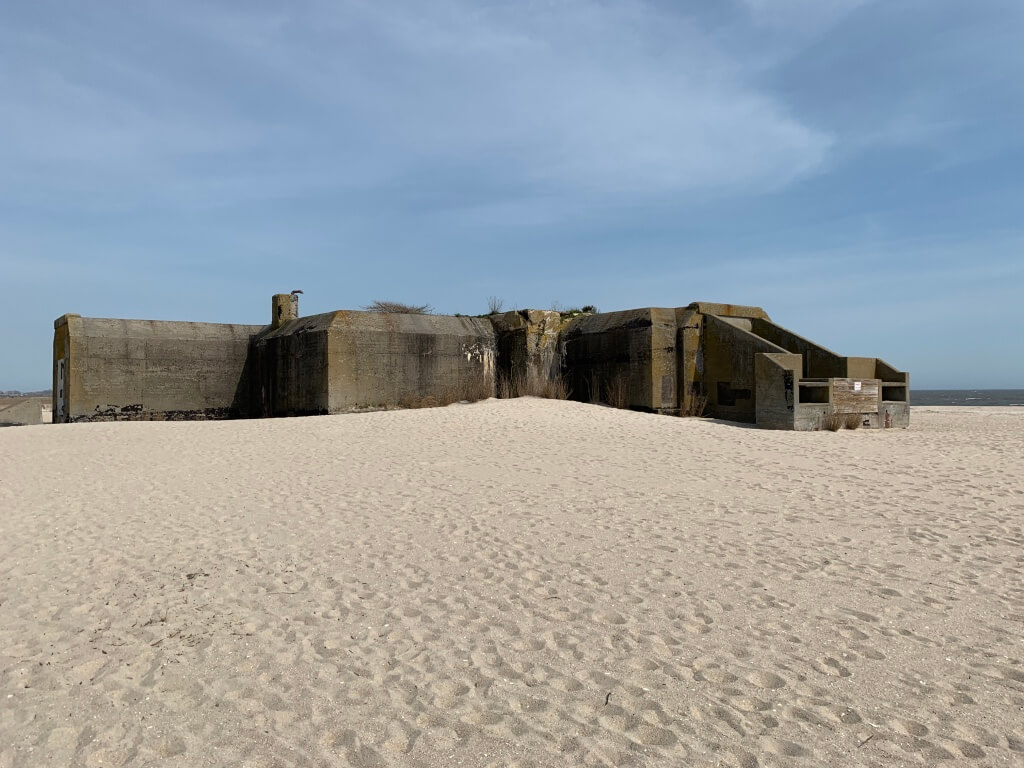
[832,378,879,414]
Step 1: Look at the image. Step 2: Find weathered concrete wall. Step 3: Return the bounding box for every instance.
[675,307,702,414]
[53,314,263,422]
[876,359,908,384]
[649,308,678,414]
[489,310,565,392]
[759,366,910,432]
[877,360,910,428]
[792,379,875,431]
[561,309,677,412]
[326,312,496,412]
[248,313,332,417]
[676,303,774,415]
[0,398,45,427]
[272,293,299,329]
[754,353,802,429]
[844,357,878,380]
[702,314,788,422]
[748,318,846,379]
[879,400,910,429]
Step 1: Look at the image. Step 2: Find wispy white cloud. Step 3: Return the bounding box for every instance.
[0,0,832,211]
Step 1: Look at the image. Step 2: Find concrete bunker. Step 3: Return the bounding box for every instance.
[248,304,496,417]
[52,295,908,430]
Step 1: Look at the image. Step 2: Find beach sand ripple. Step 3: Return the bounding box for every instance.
[1,401,1022,766]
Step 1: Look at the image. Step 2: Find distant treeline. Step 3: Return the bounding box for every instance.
[0,390,51,398]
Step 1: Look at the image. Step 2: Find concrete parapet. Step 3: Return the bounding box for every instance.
[686,302,770,321]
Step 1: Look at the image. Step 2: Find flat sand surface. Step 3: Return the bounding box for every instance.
[1,401,1022,767]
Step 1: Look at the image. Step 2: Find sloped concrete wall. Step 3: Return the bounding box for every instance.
[748,318,846,379]
[53,314,263,422]
[702,315,788,422]
[326,312,496,412]
[676,303,774,415]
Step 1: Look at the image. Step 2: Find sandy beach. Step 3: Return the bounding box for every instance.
[1,400,1022,767]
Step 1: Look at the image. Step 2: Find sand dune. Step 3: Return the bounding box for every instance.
[1,400,1022,767]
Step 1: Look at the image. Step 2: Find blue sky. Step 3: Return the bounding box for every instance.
[2,0,1022,390]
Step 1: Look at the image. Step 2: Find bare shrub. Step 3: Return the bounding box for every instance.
[496,371,520,399]
[496,370,569,400]
[821,412,844,431]
[452,375,494,404]
[397,393,432,409]
[605,373,629,409]
[536,373,569,400]
[585,371,628,409]
[843,413,863,430]
[363,300,433,314]
[398,376,492,409]
[487,296,504,314]
[680,393,708,417]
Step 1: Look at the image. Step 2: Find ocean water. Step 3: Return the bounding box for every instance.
[912,390,1024,407]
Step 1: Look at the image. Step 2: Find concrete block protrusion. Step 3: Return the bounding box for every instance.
[272,293,299,329]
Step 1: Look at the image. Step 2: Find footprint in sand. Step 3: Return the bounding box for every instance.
[813,656,851,677]
[761,737,809,757]
[745,670,787,689]
[591,609,627,625]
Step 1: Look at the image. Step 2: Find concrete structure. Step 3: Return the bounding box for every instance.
[680,303,909,430]
[490,310,564,394]
[562,308,680,412]
[52,297,908,430]
[52,313,262,423]
[248,308,495,417]
[0,398,48,427]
